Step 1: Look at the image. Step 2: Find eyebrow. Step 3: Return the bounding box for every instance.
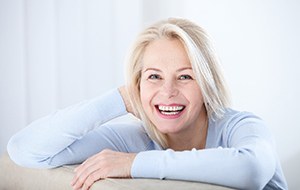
[143,67,193,73]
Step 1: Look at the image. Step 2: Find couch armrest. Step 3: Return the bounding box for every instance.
[0,152,233,190]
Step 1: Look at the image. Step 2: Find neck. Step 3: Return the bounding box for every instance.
[167,112,208,151]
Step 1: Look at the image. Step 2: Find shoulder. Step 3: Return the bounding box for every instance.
[211,108,265,129]
[208,108,273,147]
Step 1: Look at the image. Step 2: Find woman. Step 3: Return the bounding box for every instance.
[7,18,288,190]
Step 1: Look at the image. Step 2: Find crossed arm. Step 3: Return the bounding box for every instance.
[71,86,138,190]
[7,87,279,190]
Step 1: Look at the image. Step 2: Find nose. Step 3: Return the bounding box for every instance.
[160,79,179,98]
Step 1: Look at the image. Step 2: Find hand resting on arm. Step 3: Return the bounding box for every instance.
[70,86,138,190]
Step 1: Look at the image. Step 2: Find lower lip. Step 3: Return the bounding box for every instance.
[155,107,185,119]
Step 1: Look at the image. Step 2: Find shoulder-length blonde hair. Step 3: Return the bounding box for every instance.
[125,18,230,149]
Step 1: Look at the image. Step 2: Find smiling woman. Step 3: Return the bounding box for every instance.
[7,18,288,190]
[139,38,208,150]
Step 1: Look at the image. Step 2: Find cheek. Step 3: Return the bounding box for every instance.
[184,86,204,107]
[140,93,148,110]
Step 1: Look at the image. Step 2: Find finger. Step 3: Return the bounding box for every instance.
[71,150,114,187]
[72,166,97,189]
[81,170,104,190]
[71,156,100,186]
[72,160,104,189]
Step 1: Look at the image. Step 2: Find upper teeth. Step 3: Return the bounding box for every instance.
[158,105,184,112]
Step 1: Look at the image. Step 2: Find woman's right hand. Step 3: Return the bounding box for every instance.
[71,149,136,190]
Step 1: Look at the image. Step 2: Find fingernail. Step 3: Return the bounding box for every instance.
[70,178,76,186]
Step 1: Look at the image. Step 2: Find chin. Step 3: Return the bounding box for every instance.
[155,126,181,134]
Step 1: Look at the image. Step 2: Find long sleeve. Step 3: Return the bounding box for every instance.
[7,89,128,168]
[131,111,285,190]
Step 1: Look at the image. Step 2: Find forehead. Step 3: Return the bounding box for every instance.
[142,38,191,69]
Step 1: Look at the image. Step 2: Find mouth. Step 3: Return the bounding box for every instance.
[155,104,186,117]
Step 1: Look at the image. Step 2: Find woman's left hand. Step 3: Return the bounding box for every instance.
[70,149,137,190]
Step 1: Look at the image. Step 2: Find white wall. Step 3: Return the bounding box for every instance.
[183,1,300,189]
[0,0,142,151]
[1,0,299,189]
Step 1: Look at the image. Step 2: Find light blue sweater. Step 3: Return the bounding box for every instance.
[7,89,288,189]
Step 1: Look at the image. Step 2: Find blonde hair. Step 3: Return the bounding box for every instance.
[126,18,230,148]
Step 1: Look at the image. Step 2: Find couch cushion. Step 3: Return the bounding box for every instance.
[0,153,233,190]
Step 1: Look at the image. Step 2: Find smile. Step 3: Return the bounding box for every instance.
[155,105,185,117]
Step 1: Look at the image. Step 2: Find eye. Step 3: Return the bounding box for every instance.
[148,74,161,80]
[178,75,193,80]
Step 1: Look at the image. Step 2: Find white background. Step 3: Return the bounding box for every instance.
[0,0,299,189]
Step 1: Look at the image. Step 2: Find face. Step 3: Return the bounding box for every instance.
[140,38,206,137]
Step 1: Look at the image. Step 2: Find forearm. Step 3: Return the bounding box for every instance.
[132,143,276,189]
[131,114,277,190]
[7,88,127,168]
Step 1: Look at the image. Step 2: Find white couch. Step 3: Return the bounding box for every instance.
[0,152,234,190]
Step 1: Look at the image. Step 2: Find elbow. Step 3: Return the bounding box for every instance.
[238,149,276,190]
[7,135,53,169]
[7,135,25,166]
[244,161,272,190]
